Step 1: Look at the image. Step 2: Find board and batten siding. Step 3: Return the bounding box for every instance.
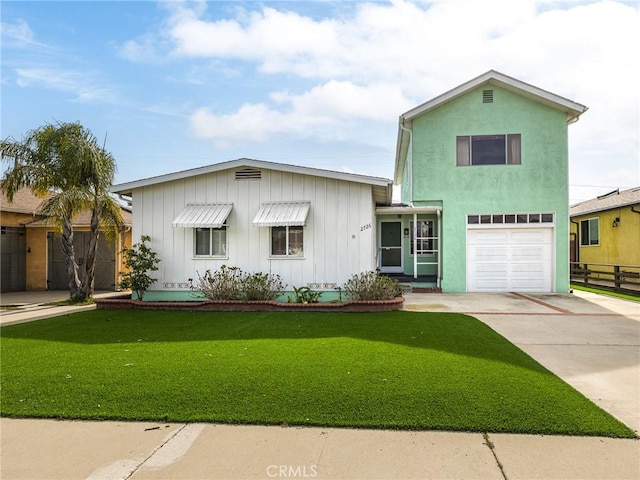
[130,168,377,295]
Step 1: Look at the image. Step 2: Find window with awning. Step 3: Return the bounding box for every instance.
[253,201,310,257]
[172,203,233,228]
[252,201,310,227]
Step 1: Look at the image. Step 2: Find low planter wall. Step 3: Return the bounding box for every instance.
[95,296,404,312]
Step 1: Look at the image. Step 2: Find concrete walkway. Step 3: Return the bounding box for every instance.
[0,290,122,326]
[1,290,639,479]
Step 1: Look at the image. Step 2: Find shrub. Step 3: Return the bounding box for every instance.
[290,286,323,304]
[343,271,403,301]
[193,266,285,301]
[242,272,285,301]
[193,265,244,300]
[119,235,161,301]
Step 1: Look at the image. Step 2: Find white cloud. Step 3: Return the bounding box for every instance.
[190,80,412,144]
[129,0,638,199]
[1,19,36,46]
[16,68,120,105]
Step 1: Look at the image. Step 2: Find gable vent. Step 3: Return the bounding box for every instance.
[235,167,262,180]
[482,89,494,103]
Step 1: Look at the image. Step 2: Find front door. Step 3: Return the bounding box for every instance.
[379,221,403,273]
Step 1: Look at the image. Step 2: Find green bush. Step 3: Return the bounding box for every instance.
[118,235,161,300]
[193,266,285,301]
[290,286,323,304]
[242,272,285,301]
[343,271,403,301]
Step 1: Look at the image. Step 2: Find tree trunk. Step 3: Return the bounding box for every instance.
[78,204,100,300]
[60,217,81,298]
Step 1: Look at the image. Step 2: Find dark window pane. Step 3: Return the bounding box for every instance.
[505,214,516,224]
[529,214,540,223]
[492,214,504,224]
[471,135,506,165]
[517,214,528,223]
[580,220,590,246]
[195,228,210,256]
[542,213,554,223]
[480,215,492,224]
[468,215,479,224]
[271,226,287,255]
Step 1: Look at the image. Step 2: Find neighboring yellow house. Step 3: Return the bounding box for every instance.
[1,187,132,292]
[569,187,640,285]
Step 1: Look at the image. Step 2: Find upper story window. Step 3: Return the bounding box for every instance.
[456,134,521,166]
[580,218,599,246]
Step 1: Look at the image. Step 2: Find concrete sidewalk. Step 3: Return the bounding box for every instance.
[1,290,639,479]
[1,419,637,480]
[0,290,122,326]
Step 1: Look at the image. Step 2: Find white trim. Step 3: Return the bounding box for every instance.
[402,70,587,121]
[378,220,403,274]
[112,158,392,203]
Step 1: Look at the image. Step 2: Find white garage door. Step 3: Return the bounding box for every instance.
[467,228,553,292]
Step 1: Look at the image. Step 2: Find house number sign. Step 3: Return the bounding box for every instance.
[360,223,372,232]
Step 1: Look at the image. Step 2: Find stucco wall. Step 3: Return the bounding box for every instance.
[571,207,640,267]
[408,84,570,292]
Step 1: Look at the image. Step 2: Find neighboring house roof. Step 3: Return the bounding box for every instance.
[394,70,589,184]
[570,187,640,217]
[1,187,132,227]
[112,158,394,205]
[0,187,48,215]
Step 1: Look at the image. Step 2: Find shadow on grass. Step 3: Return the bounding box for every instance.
[1,309,548,374]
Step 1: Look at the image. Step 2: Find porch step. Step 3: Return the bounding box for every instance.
[398,283,442,294]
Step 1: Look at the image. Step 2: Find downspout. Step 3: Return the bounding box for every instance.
[399,120,413,204]
[437,209,442,288]
[570,218,580,264]
[413,211,418,279]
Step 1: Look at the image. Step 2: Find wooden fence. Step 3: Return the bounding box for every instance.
[570,262,640,294]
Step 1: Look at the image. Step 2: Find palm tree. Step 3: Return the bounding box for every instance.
[1,122,123,300]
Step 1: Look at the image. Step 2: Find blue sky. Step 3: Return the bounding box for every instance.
[1,0,638,204]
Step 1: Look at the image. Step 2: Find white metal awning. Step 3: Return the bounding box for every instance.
[172,203,233,228]
[252,201,310,227]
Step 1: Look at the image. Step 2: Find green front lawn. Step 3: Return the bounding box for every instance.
[0,310,634,438]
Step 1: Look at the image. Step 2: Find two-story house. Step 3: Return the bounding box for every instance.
[389,70,587,292]
[112,70,586,300]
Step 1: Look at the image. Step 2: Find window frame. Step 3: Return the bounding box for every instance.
[456,134,521,166]
[410,220,435,256]
[194,226,228,258]
[270,225,304,258]
[580,218,600,246]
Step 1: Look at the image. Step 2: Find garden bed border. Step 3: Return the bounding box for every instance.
[95,296,404,312]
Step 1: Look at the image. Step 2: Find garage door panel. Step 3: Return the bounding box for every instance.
[467,228,553,292]
[510,230,550,244]
[472,247,508,261]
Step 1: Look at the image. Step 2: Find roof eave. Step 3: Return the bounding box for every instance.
[401,70,588,123]
[111,158,393,195]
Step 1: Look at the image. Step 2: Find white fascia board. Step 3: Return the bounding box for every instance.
[401,70,587,122]
[393,119,411,185]
[376,206,442,215]
[111,158,392,195]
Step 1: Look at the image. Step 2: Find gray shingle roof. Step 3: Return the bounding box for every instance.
[570,187,640,217]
